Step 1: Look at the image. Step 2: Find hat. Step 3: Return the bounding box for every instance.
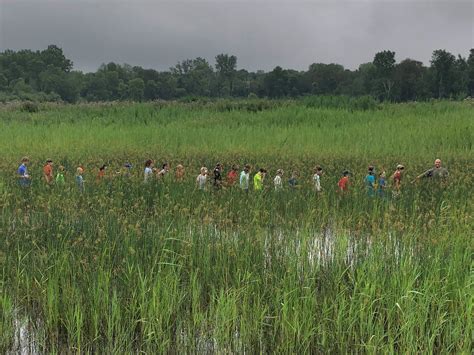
[396,164,404,169]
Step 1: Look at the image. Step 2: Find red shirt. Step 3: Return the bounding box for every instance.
[338,176,349,191]
[227,170,238,186]
[393,170,402,183]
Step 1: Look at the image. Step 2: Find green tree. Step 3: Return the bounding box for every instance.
[394,59,428,101]
[373,50,396,101]
[468,49,474,97]
[430,49,456,98]
[215,54,237,96]
[128,78,145,101]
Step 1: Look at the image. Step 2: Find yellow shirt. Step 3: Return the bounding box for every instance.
[254,173,263,190]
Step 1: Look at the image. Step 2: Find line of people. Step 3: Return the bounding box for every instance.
[15,157,449,195]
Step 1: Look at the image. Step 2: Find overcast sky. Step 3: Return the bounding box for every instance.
[0,0,472,73]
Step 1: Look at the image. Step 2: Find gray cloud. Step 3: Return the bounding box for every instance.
[0,0,472,72]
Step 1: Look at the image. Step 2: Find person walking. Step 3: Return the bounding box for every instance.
[76,167,85,193]
[17,157,31,187]
[43,159,54,185]
[338,170,350,193]
[312,166,323,192]
[365,166,376,197]
[413,159,449,182]
[273,169,284,190]
[253,168,266,191]
[226,165,239,187]
[240,165,251,192]
[392,164,404,196]
[213,163,223,190]
[144,159,154,183]
[196,167,208,191]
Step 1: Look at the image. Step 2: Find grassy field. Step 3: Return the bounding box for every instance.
[0,100,472,353]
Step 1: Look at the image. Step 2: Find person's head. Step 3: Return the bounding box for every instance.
[276,169,283,176]
[145,159,153,168]
[244,164,250,173]
[342,170,350,177]
[215,163,222,170]
[124,162,132,170]
[434,159,441,168]
[396,164,405,171]
[200,167,207,175]
[291,171,298,178]
[231,164,238,171]
[176,164,184,171]
[21,156,30,165]
[368,165,374,174]
[58,165,65,172]
[100,164,107,171]
[162,162,169,171]
[259,168,266,175]
[46,159,53,166]
[76,167,83,175]
[379,171,386,178]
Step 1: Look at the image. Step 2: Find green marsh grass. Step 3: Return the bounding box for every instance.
[0,100,472,352]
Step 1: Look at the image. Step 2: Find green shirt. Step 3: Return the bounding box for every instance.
[254,173,263,190]
[56,173,65,185]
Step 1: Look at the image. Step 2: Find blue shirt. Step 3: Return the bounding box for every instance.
[17,164,30,187]
[365,174,375,188]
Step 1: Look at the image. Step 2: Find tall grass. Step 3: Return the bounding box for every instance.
[0,100,472,352]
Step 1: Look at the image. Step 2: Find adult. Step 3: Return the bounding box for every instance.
[414,159,449,181]
[17,157,31,187]
[43,159,54,185]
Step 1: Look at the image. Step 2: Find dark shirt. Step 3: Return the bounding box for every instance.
[213,168,222,187]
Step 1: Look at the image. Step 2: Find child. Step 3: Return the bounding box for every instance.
[288,171,299,189]
[55,165,66,185]
[240,165,251,192]
[313,166,323,192]
[158,162,170,178]
[175,164,185,182]
[213,163,223,190]
[76,167,85,192]
[144,159,154,182]
[43,159,54,185]
[365,166,376,197]
[338,170,350,193]
[17,156,31,187]
[378,171,386,197]
[226,164,239,187]
[97,164,107,181]
[254,168,266,191]
[392,164,404,195]
[196,167,208,190]
[273,169,283,190]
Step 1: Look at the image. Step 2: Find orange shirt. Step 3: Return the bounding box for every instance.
[338,176,349,191]
[43,164,53,183]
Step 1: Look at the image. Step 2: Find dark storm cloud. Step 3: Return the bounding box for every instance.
[0,0,472,72]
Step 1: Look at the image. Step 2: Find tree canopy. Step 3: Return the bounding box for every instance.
[0,45,472,103]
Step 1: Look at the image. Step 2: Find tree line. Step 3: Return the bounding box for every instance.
[0,45,473,103]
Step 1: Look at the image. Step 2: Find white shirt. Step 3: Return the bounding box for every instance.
[196,174,207,190]
[144,167,153,182]
[313,173,321,192]
[273,175,283,190]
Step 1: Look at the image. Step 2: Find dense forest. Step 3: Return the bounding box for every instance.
[0,45,473,103]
